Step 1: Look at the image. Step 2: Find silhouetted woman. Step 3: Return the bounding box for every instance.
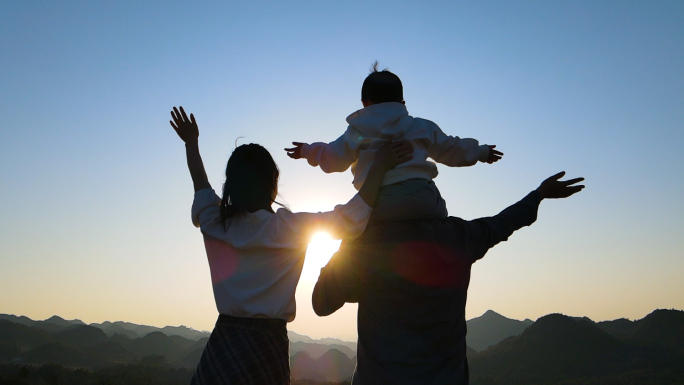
[169,106,411,384]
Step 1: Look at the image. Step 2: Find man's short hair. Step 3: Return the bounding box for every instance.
[361,61,403,104]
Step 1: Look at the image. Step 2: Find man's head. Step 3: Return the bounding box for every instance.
[361,61,404,106]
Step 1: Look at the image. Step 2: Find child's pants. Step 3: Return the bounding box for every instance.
[370,178,447,222]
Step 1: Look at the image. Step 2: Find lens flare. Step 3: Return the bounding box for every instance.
[301,232,342,284]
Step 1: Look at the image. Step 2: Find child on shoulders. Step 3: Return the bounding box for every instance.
[286,62,503,222]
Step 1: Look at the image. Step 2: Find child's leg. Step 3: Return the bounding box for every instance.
[370,179,447,222]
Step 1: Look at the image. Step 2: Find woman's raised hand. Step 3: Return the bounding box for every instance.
[170,106,199,144]
[374,140,414,171]
[357,140,414,207]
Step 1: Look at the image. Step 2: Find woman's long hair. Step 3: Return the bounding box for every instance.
[219,143,280,224]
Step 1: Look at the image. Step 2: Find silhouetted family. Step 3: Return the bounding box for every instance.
[170,63,584,385]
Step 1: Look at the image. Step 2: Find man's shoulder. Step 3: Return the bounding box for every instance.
[360,217,468,243]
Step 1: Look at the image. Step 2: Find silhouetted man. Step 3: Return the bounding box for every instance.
[312,172,584,385]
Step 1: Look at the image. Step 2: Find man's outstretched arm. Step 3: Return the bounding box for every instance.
[468,171,585,260]
[536,171,585,199]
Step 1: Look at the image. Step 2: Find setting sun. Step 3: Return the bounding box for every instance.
[300,232,342,285]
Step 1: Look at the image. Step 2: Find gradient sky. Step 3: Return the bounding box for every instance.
[1,1,682,342]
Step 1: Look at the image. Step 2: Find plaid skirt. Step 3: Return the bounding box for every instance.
[190,315,290,385]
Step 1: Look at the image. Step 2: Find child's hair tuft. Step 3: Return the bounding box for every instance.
[370,60,383,73]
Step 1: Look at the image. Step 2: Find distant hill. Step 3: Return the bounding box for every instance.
[630,308,684,348]
[290,351,325,382]
[290,349,356,382]
[96,322,139,338]
[290,340,356,360]
[288,330,357,361]
[0,314,39,327]
[40,315,85,329]
[466,310,533,352]
[0,314,86,334]
[178,337,209,369]
[0,320,54,353]
[316,349,356,382]
[127,331,189,363]
[89,321,159,338]
[56,324,108,348]
[288,330,357,352]
[596,309,684,349]
[160,325,210,341]
[470,314,622,384]
[469,310,684,384]
[596,316,637,338]
[90,320,210,341]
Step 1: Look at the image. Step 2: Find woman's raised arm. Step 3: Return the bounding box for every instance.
[170,106,211,192]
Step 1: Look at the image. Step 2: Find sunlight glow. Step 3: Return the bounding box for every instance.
[300,232,342,286]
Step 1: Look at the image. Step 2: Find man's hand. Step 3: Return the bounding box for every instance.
[285,142,306,159]
[373,140,414,171]
[536,171,585,199]
[486,145,503,164]
[170,106,199,144]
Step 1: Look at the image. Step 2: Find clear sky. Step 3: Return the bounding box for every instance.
[1,1,682,342]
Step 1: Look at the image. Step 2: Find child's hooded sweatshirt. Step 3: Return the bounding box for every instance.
[300,102,491,190]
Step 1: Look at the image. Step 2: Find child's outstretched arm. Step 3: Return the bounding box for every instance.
[170,106,211,192]
[428,125,503,167]
[285,129,358,173]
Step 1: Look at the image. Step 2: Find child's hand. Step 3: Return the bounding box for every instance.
[374,140,413,171]
[170,106,199,144]
[486,145,503,164]
[285,142,306,159]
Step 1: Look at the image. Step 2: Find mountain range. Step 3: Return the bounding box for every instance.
[469,309,684,384]
[0,314,210,341]
[1,309,682,384]
[0,313,359,382]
